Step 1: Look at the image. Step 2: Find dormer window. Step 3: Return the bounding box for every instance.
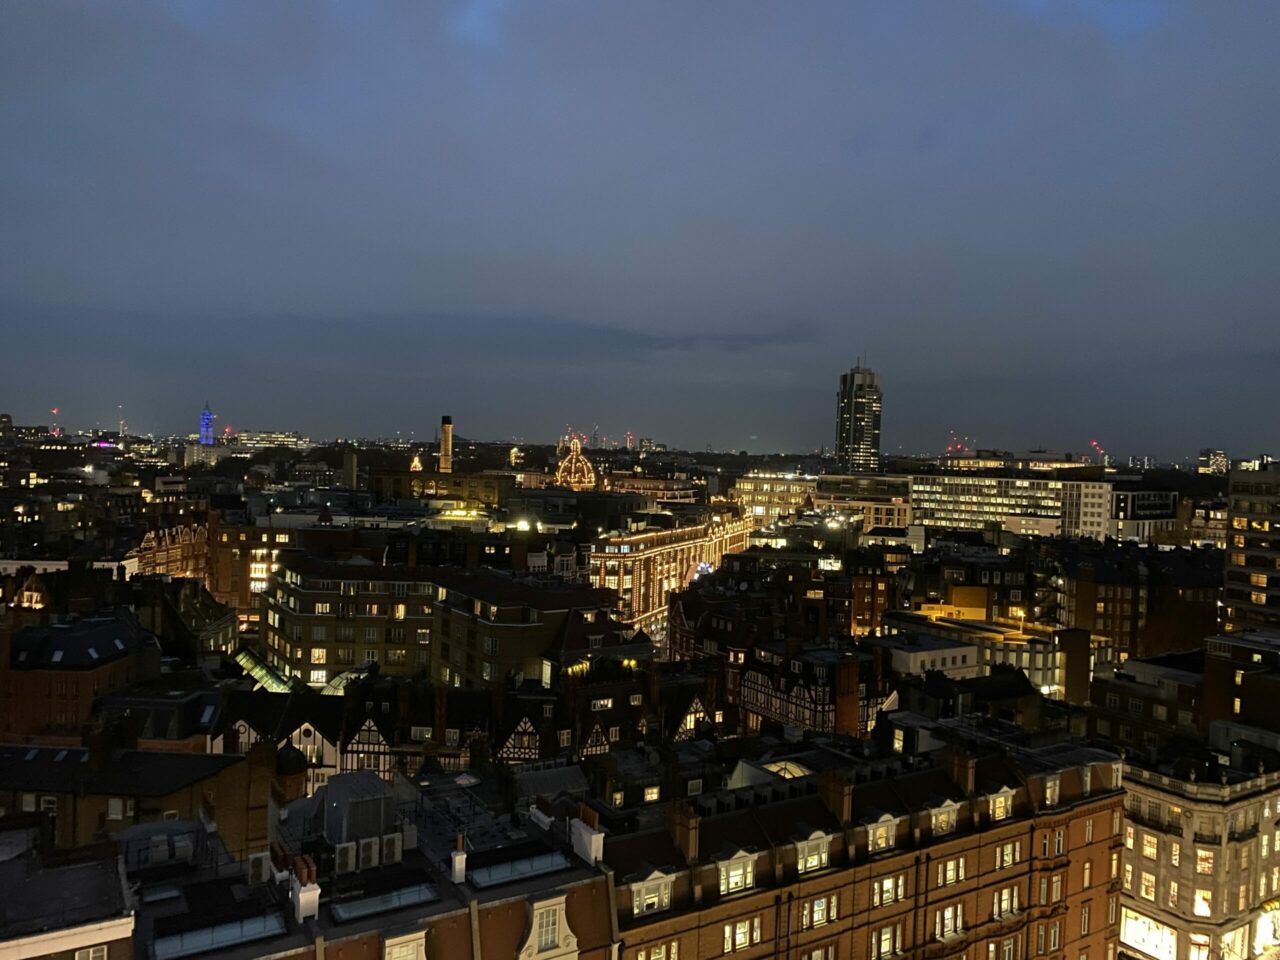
[517,895,577,960]
[1081,768,1091,795]
[797,834,831,874]
[869,815,897,852]
[1044,776,1060,807]
[989,788,1014,822]
[719,852,756,894]
[633,872,673,915]
[931,801,959,836]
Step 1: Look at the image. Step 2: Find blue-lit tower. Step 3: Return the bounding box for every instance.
[199,403,215,445]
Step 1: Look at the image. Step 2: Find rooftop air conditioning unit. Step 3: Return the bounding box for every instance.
[358,836,380,870]
[382,832,403,865]
[247,852,272,884]
[173,837,194,862]
[334,841,357,874]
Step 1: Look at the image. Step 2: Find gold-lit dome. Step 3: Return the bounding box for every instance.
[555,437,597,492]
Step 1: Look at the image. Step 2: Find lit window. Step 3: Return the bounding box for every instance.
[989,791,1012,821]
[1140,872,1156,901]
[1196,849,1215,875]
[1194,889,1212,917]
[633,876,673,915]
[797,837,830,874]
[1142,834,1158,859]
[644,786,660,803]
[931,804,958,835]
[719,856,756,894]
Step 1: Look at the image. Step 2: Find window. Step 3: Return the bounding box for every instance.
[608,726,620,742]
[1045,776,1060,806]
[723,917,761,953]
[1050,922,1061,950]
[1083,860,1092,888]
[1169,880,1179,908]
[935,904,964,940]
[1196,849,1215,875]
[1194,889,1212,917]
[107,797,124,820]
[719,857,755,894]
[1081,903,1091,935]
[1111,851,1119,880]
[1052,875,1063,902]
[1171,841,1180,867]
[801,894,838,929]
[797,837,830,874]
[995,843,1020,869]
[536,907,558,952]
[1125,825,1134,849]
[688,779,703,796]
[990,791,1013,821]
[591,698,613,711]
[558,729,571,748]
[870,924,903,959]
[644,786,661,803]
[1140,872,1156,901]
[633,877,673,915]
[869,819,896,851]
[75,949,106,960]
[1054,829,1065,855]
[1123,864,1132,890]
[938,857,966,887]
[1086,818,1094,843]
[932,803,958,835]
[875,875,905,905]
[1142,834,1158,859]
[993,885,1019,918]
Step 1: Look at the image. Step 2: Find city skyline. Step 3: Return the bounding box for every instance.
[3,3,1279,457]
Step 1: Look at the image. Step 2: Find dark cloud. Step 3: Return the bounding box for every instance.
[1,1,1276,457]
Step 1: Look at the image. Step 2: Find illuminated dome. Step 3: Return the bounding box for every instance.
[555,437,597,492]
[409,452,424,472]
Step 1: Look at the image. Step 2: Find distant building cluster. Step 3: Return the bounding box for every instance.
[0,391,1277,960]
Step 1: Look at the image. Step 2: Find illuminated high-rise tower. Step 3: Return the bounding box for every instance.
[438,415,453,474]
[199,403,215,446]
[835,363,881,472]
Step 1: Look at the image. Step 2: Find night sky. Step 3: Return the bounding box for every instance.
[2,2,1277,459]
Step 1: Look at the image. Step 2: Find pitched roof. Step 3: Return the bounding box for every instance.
[0,745,242,797]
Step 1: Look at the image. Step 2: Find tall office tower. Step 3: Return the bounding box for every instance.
[1198,448,1228,475]
[198,403,215,446]
[438,415,453,474]
[835,363,882,472]
[1224,464,1280,631]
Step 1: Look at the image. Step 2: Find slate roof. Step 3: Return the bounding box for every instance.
[10,613,152,670]
[0,744,242,797]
